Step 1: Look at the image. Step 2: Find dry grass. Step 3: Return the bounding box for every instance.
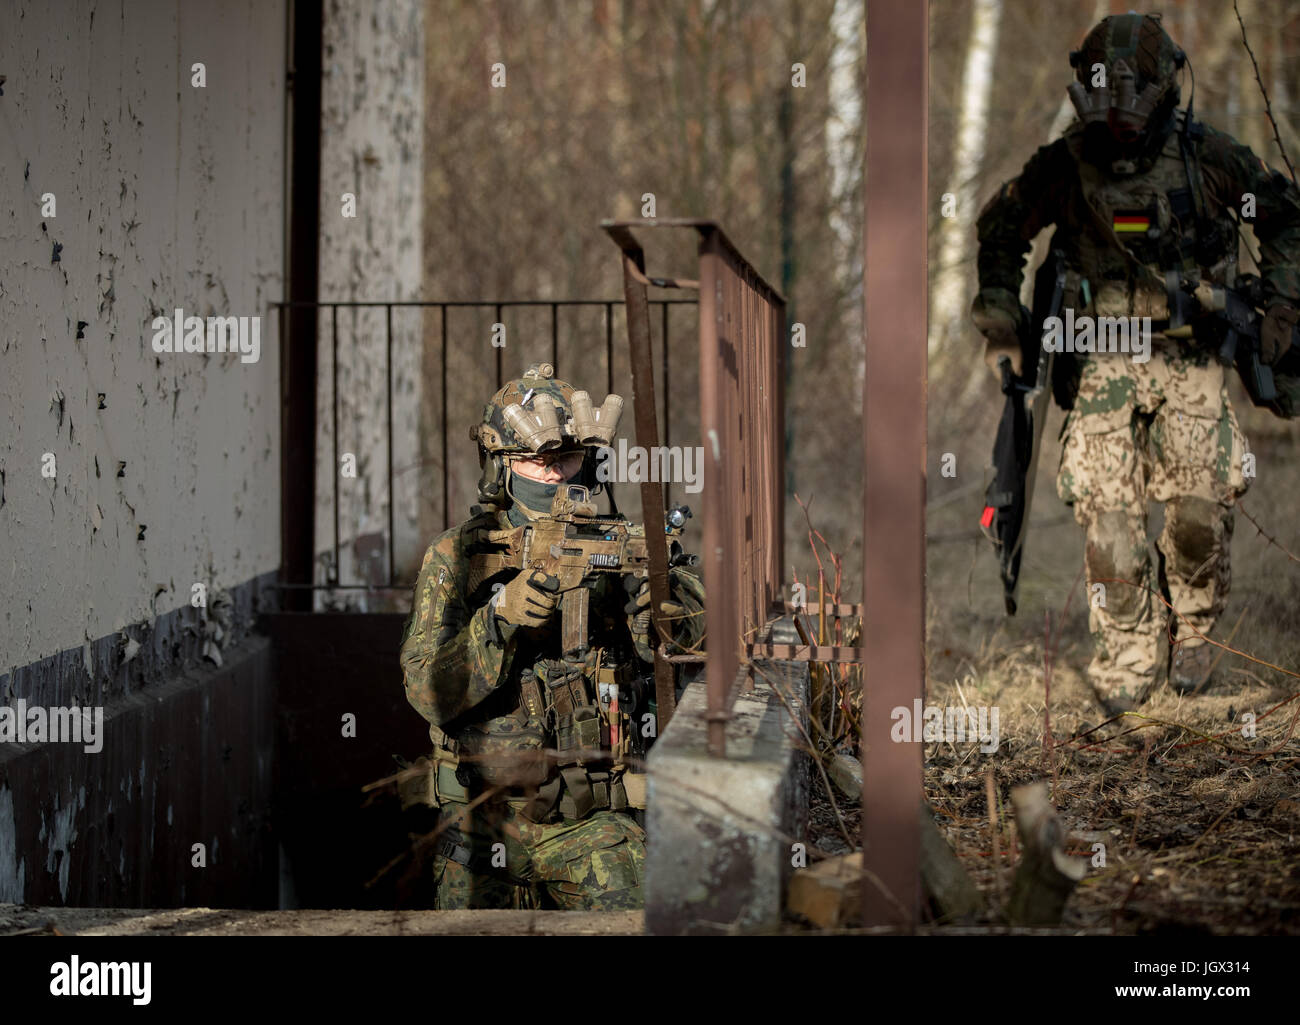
[798,394,1300,932]
[916,400,1300,933]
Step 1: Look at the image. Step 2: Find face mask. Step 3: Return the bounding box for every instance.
[508,472,561,512]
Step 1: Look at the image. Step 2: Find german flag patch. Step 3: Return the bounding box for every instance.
[1113,213,1150,233]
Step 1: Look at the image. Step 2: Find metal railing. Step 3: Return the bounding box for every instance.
[272,298,695,592]
[604,220,790,755]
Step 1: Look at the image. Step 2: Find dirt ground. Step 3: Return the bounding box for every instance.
[906,392,1300,934]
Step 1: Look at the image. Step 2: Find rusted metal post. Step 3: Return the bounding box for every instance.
[603,220,785,759]
[862,0,926,929]
[697,233,734,756]
[620,254,679,728]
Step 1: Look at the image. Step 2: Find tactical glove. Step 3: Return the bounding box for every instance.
[971,289,1023,377]
[625,568,706,661]
[1261,303,1299,366]
[493,568,561,628]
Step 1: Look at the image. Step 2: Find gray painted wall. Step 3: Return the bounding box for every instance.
[0,0,430,909]
[0,0,287,672]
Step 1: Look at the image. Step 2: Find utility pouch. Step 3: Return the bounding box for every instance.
[543,662,586,719]
[396,755,439,811]
[554,705,601,760]
[436,761,470,804]
[398,741,470,810]
[459,710,550,787]
[518,775,564,823]
[555,767,628,820]
[559,765,596,820]
[519,668,545,722]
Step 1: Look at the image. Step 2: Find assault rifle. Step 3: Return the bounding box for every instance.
[485,484,697,660]
[981,250,1066,615]
[1165,272,1300,418]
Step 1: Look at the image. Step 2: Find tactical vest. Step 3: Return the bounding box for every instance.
[408,510,650,823]
[1061,112,1238,320]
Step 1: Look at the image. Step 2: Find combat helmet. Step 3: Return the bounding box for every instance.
[1067,12,1186,164]
[470,361,624,505]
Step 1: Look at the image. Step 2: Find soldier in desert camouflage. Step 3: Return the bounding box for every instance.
[972,13,1300,714]
[399,362,705,908]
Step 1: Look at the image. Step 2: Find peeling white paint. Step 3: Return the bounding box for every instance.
[0,0,286,667]
[44,789,78,903]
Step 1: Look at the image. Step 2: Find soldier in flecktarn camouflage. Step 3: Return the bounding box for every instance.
[972,13,1300,715]
[398,362,705,909]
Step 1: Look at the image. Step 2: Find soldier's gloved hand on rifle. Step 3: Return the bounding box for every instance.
[1261,303,1300,365]
[625,567,706,663]
[972,288,1023,377]
[492,568,562,629]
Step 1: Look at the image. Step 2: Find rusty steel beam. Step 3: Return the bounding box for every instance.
[862,0,926,930]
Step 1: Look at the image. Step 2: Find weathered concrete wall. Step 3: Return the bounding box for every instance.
[0,626,277,908]
[0,0,287,908]
[645,619,811,934]
[313,0,425,599]
[0,0,286,670]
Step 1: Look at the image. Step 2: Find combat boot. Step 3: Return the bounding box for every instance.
[1089,675,1153,720]
[1088,633,1166,719]
[1094,690,1143,719]
[1170,642,1216,695]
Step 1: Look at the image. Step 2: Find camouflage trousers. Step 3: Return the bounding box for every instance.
[431,796,645,910]
[1056,338,1250,705]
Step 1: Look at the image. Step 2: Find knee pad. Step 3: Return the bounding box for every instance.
[1085,509,1147,617]
[1164,496,1223,583]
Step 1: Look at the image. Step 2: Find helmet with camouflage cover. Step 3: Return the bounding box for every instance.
[1067,12,1186,165]
[470,361,625,504]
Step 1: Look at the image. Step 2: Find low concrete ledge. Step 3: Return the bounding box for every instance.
[0,903,642,936]
[645,619,810,935]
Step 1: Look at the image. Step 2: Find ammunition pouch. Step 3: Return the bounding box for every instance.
[538,660,604,759]
[555,706,602,755]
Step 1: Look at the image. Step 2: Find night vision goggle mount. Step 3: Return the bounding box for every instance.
[499,390,625,453]
[1066,18,1186,139]
[1067,58,1166,129]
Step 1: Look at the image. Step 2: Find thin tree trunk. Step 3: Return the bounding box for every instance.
[929,0,1003,365]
